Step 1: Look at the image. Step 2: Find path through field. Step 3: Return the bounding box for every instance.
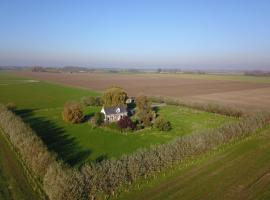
[0,131,39,200]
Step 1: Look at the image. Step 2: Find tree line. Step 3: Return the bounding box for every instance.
[149,96,245,117]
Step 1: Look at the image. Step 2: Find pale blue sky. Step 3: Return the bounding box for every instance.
[0,0,269,70]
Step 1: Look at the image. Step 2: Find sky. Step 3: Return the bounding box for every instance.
[0,0,270,70]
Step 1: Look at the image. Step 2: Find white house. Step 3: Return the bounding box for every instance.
[101,105,128,123]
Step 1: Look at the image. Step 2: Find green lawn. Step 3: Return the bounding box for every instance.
[119,127,270,200]
[0,72,236,166]
[0,131,40,200]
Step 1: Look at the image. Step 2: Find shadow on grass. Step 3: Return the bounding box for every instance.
[15,109,91,167]
[82,112,95,123]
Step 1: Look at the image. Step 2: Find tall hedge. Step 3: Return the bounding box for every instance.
[81,112,270,199]
[0,104,56,178]
[149,96,245,117]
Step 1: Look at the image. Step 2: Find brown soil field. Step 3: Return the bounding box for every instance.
[12,71,270,111]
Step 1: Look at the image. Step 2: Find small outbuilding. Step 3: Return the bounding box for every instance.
[101,105,128,123]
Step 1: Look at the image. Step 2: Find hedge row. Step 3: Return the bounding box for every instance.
[0,104,56,178]
[149,96,245,117]
[0,105,85,200]
[81,112,270,199]
[0,103,269,200]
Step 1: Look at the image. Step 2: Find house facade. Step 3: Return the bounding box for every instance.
[101,105,128,123]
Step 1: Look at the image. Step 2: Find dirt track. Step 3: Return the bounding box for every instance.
[12,71,270,111]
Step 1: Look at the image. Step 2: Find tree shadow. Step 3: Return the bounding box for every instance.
[95,154,108,163]
[81,112,95,123]
[15,109,91,167]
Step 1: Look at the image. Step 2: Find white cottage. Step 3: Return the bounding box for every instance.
[101,105,128,123]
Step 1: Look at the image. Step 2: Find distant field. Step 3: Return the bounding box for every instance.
[0,72,234,166]
[120,127,270,200]
[0,131,39,200]
[11,71,270,111]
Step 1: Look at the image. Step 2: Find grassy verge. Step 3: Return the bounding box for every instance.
[0,130,41,200]
[119,127,270,200]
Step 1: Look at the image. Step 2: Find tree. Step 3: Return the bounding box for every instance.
[154,116,171,131]
[102,86,127,107]
[135,96,154,127]
[117,116,136,130]
[62,101,83,123]
[95,97,103,106]
[90,112,104,127]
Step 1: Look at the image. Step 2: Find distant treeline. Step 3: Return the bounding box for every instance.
[1,66,269,76]
[244,70,270,76]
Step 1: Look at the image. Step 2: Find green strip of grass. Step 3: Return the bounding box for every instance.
[119,127,270,200]
[0,131,40,200]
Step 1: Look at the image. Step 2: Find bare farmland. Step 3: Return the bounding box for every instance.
[12,71,270,111]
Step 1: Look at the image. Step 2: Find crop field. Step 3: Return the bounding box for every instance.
[119,127,270,200]
[0,72,235,166]
[12,71,270,111]
[0,131,39,200]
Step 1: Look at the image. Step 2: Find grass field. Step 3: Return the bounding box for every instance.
[119,127,270,200]
[0,72,235,166]
[0,131,40,200]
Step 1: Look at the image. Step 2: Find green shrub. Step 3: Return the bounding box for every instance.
[154,117,171,131]
[81,96,103,106]
[81,96,96,106]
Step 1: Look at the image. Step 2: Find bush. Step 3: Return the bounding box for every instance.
[62,101,83,123]
[154,117,171,131]
[117,116,136,130]
[81,96,96,106]
[81,96,102,106]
